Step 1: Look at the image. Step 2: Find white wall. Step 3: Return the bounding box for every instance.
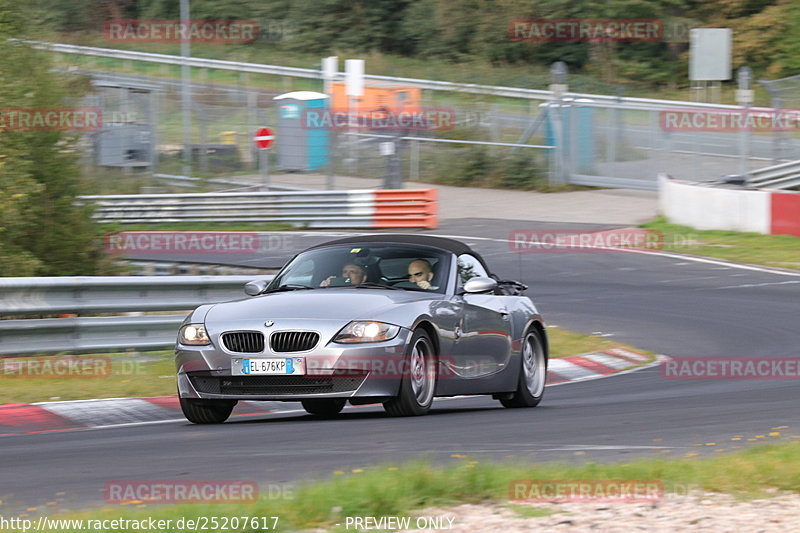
[658,175,771,234]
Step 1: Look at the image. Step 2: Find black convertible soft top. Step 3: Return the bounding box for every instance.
[308,234,491,273]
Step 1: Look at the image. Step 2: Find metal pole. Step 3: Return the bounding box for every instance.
[180,0,192,178]
[326,130,336,190]
[736,67,753,177]
[349,95,357,174]
[247,89,257,169]
[259,148,269,190]
[549,61,568,186]
[410,139,419,182]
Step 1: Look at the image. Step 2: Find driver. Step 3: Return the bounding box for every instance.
[320,263,367,287]
[407,259,438,290]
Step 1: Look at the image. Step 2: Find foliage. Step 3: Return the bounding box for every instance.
[0,1,107,276]
[31,0,800,85]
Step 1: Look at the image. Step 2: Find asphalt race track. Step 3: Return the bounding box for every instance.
[2,219,799,512]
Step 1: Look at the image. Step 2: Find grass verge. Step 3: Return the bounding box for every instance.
[546,327,653,360]
[0,351,176,404]
[643,217,800,271]
[18,440,800,532]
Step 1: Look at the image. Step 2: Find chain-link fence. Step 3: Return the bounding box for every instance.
[76,65,800,193]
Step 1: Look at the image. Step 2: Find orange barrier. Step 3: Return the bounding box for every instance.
[373,189,438,228]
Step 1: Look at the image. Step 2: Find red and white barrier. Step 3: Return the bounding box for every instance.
[659,175,800,237]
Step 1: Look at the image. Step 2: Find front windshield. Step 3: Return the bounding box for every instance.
[269,244,451,294]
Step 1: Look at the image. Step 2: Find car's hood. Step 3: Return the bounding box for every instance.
[205,288,439,323]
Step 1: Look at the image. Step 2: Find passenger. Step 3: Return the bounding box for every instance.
[407,259,438,290]
[320,263,367,287]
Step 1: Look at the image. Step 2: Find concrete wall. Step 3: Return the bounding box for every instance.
[659,175,800,236]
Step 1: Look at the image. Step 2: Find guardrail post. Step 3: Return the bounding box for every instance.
[549,62,568,186]
[737,67,754,177]
[410,139,420,182]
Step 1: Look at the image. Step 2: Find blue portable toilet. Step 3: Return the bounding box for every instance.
[273,91,330,171]
[544,98,596,174]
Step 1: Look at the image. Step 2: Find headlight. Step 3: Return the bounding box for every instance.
[333,321,400,343]
[179,324,210,345]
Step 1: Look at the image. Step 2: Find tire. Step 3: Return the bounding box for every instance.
[384,329,437,417]
[179,397,236,424]
[301,398,346,417]
[500,328,547,408]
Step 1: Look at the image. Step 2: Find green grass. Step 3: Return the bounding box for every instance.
[0,351,176,404]
[49,31,774,106]
[16,440,800,532]
[504,503,554,518]
[547,327,654,361]
[642,217,800,270]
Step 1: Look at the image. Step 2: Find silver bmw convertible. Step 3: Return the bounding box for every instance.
[176,234,548,423]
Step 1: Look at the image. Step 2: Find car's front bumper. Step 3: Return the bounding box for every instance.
[176,328,413,401]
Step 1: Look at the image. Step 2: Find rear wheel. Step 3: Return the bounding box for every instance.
[500,328,547,408]
[301,398,346,417]
[384,329,437,417]
[179,397,236,424]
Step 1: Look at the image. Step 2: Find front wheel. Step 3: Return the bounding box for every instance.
[384,329,437,417]
[500,328,547,408]
[179,397,236,424]
[301,398,346,417]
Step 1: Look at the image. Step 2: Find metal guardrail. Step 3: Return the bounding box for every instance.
[746,160,800,189]
[0,314,187,354]
[152,173,309,192]
[77,189,438,228]
[570,174,659,191]
[0,275,261,316]
[0,275,271,355]
[39,41,765,111]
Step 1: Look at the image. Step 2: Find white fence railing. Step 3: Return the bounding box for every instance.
[40,41,762,110]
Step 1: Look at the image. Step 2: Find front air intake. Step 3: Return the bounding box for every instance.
[221,331,265,353]
[270,331,319,352]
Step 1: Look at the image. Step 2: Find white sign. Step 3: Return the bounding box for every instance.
[379,141,395,156]
[345,59,364,97]
[322,56,338,81]
[690,28,732,81]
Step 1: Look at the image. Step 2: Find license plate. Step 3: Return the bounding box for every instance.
[237,358,305,375]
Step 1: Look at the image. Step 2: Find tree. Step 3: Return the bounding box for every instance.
[0,1,106,276]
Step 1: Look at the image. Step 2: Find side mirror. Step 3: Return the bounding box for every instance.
[244,279,269,296]
[462,277,498,294]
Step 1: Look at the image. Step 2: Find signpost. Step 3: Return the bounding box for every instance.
[254,127,274,190]
[345,59,364,174]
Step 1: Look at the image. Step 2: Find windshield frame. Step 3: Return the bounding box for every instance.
[267,242,455,294]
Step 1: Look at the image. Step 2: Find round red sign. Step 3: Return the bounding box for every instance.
[254,127,275,149]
